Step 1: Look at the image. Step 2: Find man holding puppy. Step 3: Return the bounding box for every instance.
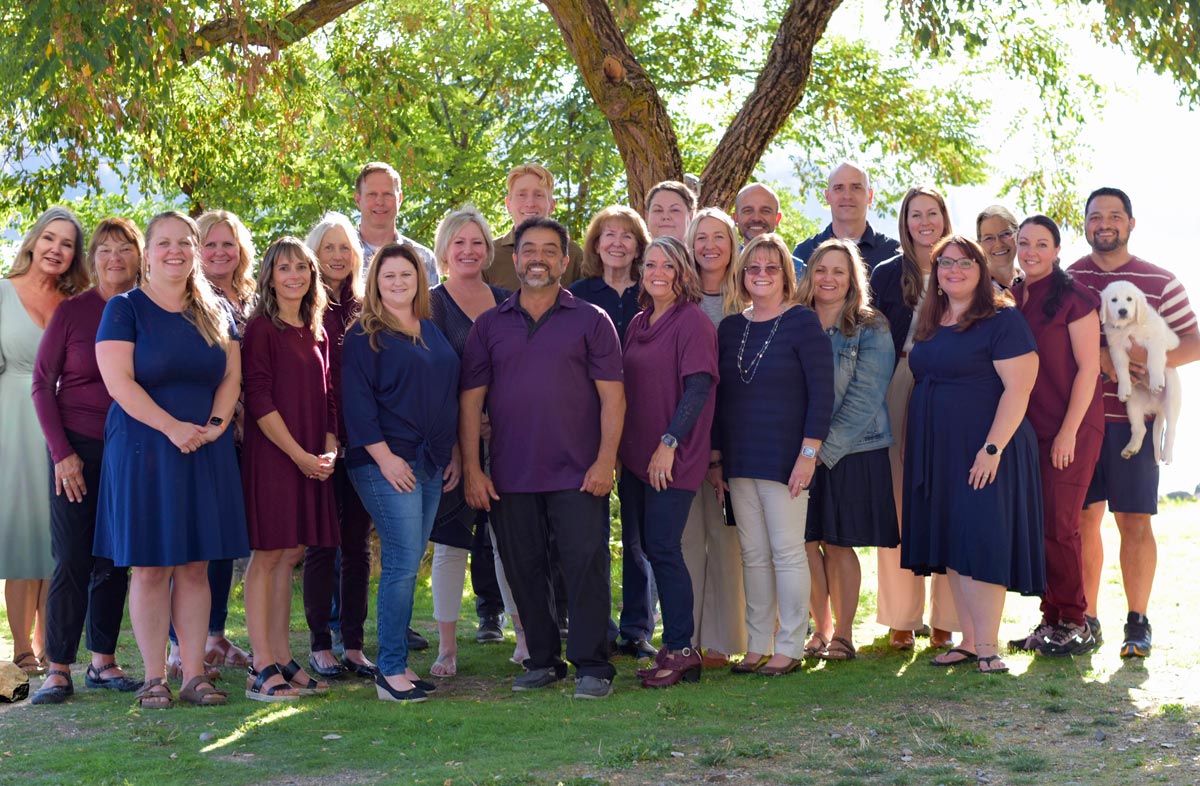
[1069,187,1200,658]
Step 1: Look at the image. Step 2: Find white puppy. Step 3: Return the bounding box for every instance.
[1099,280,1182,463]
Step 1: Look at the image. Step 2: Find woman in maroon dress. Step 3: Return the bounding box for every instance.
[241,237,339,701]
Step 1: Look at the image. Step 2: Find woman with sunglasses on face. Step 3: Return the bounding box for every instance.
[977,205,1021,289]
[902,235,1043,674]
[868,186,960,652]
[30,218,144,704]
[715,233,833,676]
[796,239,897,662]
[619,236,719,687]
[1008,215,1103,657]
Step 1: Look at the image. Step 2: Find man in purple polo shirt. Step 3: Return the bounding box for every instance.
[460,216,626,699]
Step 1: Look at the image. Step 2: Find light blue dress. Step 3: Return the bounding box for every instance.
[0,278,55,579]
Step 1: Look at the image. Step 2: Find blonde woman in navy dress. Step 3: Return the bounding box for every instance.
[241,238,340,701]
[94,211,248,708]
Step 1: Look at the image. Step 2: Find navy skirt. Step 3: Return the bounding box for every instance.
[805,447,899,548]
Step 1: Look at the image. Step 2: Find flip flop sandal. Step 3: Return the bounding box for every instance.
[180,676,229,706]
[136,677,174,709]
[803,632,830,658]
[819,637,857,661]
[976,655,1010,675]
[930,647,978,667]
[430,653,457,678]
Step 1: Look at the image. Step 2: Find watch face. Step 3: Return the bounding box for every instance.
[801,446,816,458]
[985,443,998,455]
[661,434,679,449]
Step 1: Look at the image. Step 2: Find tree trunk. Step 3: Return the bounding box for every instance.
[539,0,684,213]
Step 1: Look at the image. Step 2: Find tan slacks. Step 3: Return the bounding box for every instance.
[681,480,748,654]
[876,356,960,632]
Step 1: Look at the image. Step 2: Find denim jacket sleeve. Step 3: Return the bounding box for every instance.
[818,321,896,468]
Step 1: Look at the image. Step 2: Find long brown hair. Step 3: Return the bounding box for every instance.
[253,237,328,339]
[7,206,90,295]
[144,211,232,349]
[357,242,432,351]
[897,186,952,308]
[795,238,883,337]
[637,236,702,311]
[913,235,1012,342]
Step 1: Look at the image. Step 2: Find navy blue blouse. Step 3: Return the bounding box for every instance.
[568,276,641,343]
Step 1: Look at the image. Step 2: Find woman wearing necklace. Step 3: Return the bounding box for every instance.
[240,237,339,701]
[619,236,719,687]
[796,239,897,662]
[343,242,460,703]
[164,210,257,678]
[94,211,248,708]
[902,235,1042,674]
[570,205,657,658]
[303,212,376,681]
[714,233,833,676]
[680,208,747,669]
[868,186,960,652]
[427,206,524,676]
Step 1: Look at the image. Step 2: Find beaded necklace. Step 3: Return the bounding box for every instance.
[736,309,784,383]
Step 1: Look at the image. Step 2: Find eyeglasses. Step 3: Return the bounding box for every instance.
[935,256,975,270]
[979,229,1015,245]
[744,264,783,277]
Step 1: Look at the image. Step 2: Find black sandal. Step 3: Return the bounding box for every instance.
[279,659,329,695]
[31,669,74,705]
[245,664,298,702]
[86,662,143,692]
[977,654,1010,674]
[930,647,978,667]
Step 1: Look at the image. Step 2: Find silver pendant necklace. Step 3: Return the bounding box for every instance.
[736,309,784,383]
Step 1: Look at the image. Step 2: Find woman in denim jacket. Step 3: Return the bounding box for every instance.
[798,239,898,660]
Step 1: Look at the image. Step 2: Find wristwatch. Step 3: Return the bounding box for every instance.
[661,433,679,449]
[984,442,1000,456]
[208,416,224,427]
[801,445,817,459]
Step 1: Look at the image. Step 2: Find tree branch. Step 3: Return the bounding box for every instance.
[183,0,367,65]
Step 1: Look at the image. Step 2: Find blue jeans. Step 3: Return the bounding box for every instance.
[349,461,442,676]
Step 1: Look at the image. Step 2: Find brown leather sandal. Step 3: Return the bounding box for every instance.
[136,677,174,709]
[179,676,229,706]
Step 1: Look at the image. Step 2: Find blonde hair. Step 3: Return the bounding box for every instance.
[505,163,554,193]
[358,242,432,351]
[433,205,495,277]
[306,211,364,301]
[685,208,740,317]
[581,206,650,280]
[732,233,798,311]
[144,211,232,349]
[7,206,90,295]
[195,211,257,305]
[253,237,328,340]
[795,238,882,337]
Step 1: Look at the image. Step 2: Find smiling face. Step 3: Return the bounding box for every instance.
[596,220,639,274]
[32,219,78,278]
[743,246,786,304]
[811,249,852,309]
[446,220,490,280]
[978,215,1017,273]
[640,245,679,306]
[936,242,980,302]
[692,216,733,276]
[376,253,419,315]
[735,185,781,241]
[270,249,313,311]
[1085,194,1135,254]
[1016,222,1059,284]
[906,194,947,254]
[146,217,197,284]
[354,171,400,234]
[200,221,240,282]
[647,189,692,241]
[93,231,140,295]
[505,173,556,228]
[515,226,568,289]
[825,165,872,226]
[316,224,355,287]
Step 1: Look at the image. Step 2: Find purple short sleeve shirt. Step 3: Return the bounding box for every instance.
[461,287,623,493]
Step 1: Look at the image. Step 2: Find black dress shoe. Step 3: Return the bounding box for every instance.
[31,670,74,705]
[374,670,427,704]
[342,656,377,679]
[309,654,349,679]
[618,638,659,658]
[475,614,506,644]
[408,627,430,651]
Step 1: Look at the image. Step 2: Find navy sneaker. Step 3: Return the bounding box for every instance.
[1120,612,1152,658]
[1040,622,1097,657]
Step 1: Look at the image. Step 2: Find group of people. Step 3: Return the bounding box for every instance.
[1,158,1195,706]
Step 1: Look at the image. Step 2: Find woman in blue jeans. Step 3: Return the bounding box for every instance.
[342,242,461,703]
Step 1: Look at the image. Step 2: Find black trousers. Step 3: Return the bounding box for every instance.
[44,432,129,664]
[470,515,505,618]
[490,489,614,680]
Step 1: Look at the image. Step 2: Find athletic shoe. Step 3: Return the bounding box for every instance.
[1120,612,1152,659]
[512,666,565,692]
[1008,621,1054,652]
[573,675,613,699]
[1039,622,1097,657]
[1085,615,1103,647]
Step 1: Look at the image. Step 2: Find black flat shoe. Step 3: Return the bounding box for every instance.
[308,654,349,679]
[407,627,430,651]
[342,657,377,679]
[85,662,143,692]
[412,678,436,692]
[31,670,74,705]
[618,637,659,658]
[374,670,427,703]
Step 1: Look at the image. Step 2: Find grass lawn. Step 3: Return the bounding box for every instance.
[2,504,1198,786]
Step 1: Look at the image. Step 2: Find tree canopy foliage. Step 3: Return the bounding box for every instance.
[0,0,1195,249]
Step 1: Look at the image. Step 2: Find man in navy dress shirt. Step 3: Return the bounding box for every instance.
[792,161,900,273]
